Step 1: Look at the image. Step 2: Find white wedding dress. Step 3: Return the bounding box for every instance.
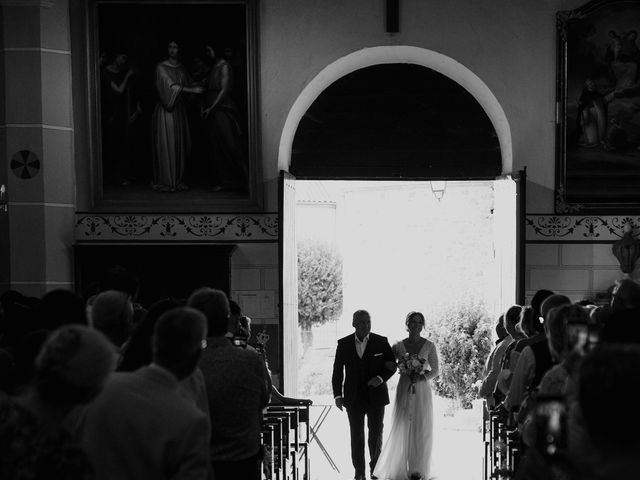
[373,339,438,480]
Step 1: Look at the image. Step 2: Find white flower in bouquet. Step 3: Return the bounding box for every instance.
[397,353,429,393]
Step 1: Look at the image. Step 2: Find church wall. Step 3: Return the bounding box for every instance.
[260,0,586,212]
[1,0,630,310]
[1,0,75,296]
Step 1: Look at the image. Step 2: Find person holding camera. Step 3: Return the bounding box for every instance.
[188,288,269,480]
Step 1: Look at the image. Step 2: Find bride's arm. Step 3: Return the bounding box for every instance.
[423,342,440,381]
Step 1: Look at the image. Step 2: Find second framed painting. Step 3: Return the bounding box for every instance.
[90,0,259,209]
[557,0,640,212]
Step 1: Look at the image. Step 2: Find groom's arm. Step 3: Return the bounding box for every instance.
[377,337,396,383]
[331,340,346,400]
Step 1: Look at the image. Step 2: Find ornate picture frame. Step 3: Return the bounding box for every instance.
[87,0,260,211]
[556,0,640,213]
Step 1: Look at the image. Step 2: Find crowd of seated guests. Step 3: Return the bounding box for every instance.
[480,282,640,480]
[4,268,639,480]
[0,267,284,480]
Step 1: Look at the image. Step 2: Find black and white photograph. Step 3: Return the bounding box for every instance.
[2,1,640,480]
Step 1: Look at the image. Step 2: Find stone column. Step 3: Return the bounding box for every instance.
[0,0,75,297]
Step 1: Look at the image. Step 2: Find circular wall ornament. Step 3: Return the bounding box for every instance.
[11,150,41,179]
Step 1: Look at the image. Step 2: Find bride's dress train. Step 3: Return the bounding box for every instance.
[373,340,436,480]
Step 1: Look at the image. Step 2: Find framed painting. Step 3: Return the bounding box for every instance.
[88,0,260,210]
[557,0,640,212]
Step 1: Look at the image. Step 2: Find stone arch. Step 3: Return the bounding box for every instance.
[278,45,512,175]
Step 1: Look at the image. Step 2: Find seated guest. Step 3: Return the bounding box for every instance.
[539,304,589,397]
[530,289,555,323]
[610,278,640,311]
[118,298,209,416]
[188,287,269,480]
[118,298,183,371]
[509,306,537,369]
[515,344,640,480]
[479,314,510,407]
[575,344,640,478]
[493,305,523,403]
[519,304,590,449]
[503,295,570,414]
[75,307,212,480]
[0,325,115,479]
[221,298,273,392]
[89,290,134,353]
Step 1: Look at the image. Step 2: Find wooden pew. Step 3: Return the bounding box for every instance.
[266,388,312,480]
[261,423,276,480]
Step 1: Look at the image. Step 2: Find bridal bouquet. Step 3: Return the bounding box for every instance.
[397,353,429,393]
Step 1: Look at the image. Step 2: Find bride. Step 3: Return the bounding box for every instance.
[373,311,440,480]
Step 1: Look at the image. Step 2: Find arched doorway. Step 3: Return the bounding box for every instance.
[278,47,520,480]
[278,45,512,175]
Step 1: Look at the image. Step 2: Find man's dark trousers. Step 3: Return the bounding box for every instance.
[346,398,384,478]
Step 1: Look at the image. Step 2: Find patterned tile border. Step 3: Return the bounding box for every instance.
[526,215,640,242]
[76,213,639,243]
[75,213,278,242]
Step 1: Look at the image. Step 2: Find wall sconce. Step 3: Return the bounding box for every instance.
[430,180,447,202]
[612,223,640,276]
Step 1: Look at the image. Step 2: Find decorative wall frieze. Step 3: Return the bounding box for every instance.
[526,215,640,242]
[75,213,278,242]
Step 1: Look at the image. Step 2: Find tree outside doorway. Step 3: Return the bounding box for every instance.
[295,180,516,480]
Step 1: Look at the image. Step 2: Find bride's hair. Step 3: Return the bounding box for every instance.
[405,311,425,330]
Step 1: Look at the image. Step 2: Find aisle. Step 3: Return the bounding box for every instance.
[306,396,483,480]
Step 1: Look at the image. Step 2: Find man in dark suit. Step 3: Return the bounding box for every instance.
[332,310,396,480]
[188,287,270,480]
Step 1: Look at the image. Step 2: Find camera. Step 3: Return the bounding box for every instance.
[232,335,248,348]
[567,313,600,354]
[534,395,567,458]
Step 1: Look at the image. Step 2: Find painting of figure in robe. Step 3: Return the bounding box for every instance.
[558,1,640,211]
[95,1,254,204]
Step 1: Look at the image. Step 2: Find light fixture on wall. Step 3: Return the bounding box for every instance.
[612,223,640,277]
[430,180,447,202]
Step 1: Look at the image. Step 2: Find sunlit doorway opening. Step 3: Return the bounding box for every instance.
[295,178,517,480]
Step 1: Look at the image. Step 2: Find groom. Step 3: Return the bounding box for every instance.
[332,310,396,480]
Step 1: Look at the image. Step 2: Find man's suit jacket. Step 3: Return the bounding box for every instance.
[199,336,270,461]
[332,332,396,408]
[75,365,212,480]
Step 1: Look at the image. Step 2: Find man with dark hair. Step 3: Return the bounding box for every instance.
[76,307,212,480]
[530,289,555,322]
[188,287,269,480]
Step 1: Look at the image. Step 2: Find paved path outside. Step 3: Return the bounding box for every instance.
[306,395,483,480]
